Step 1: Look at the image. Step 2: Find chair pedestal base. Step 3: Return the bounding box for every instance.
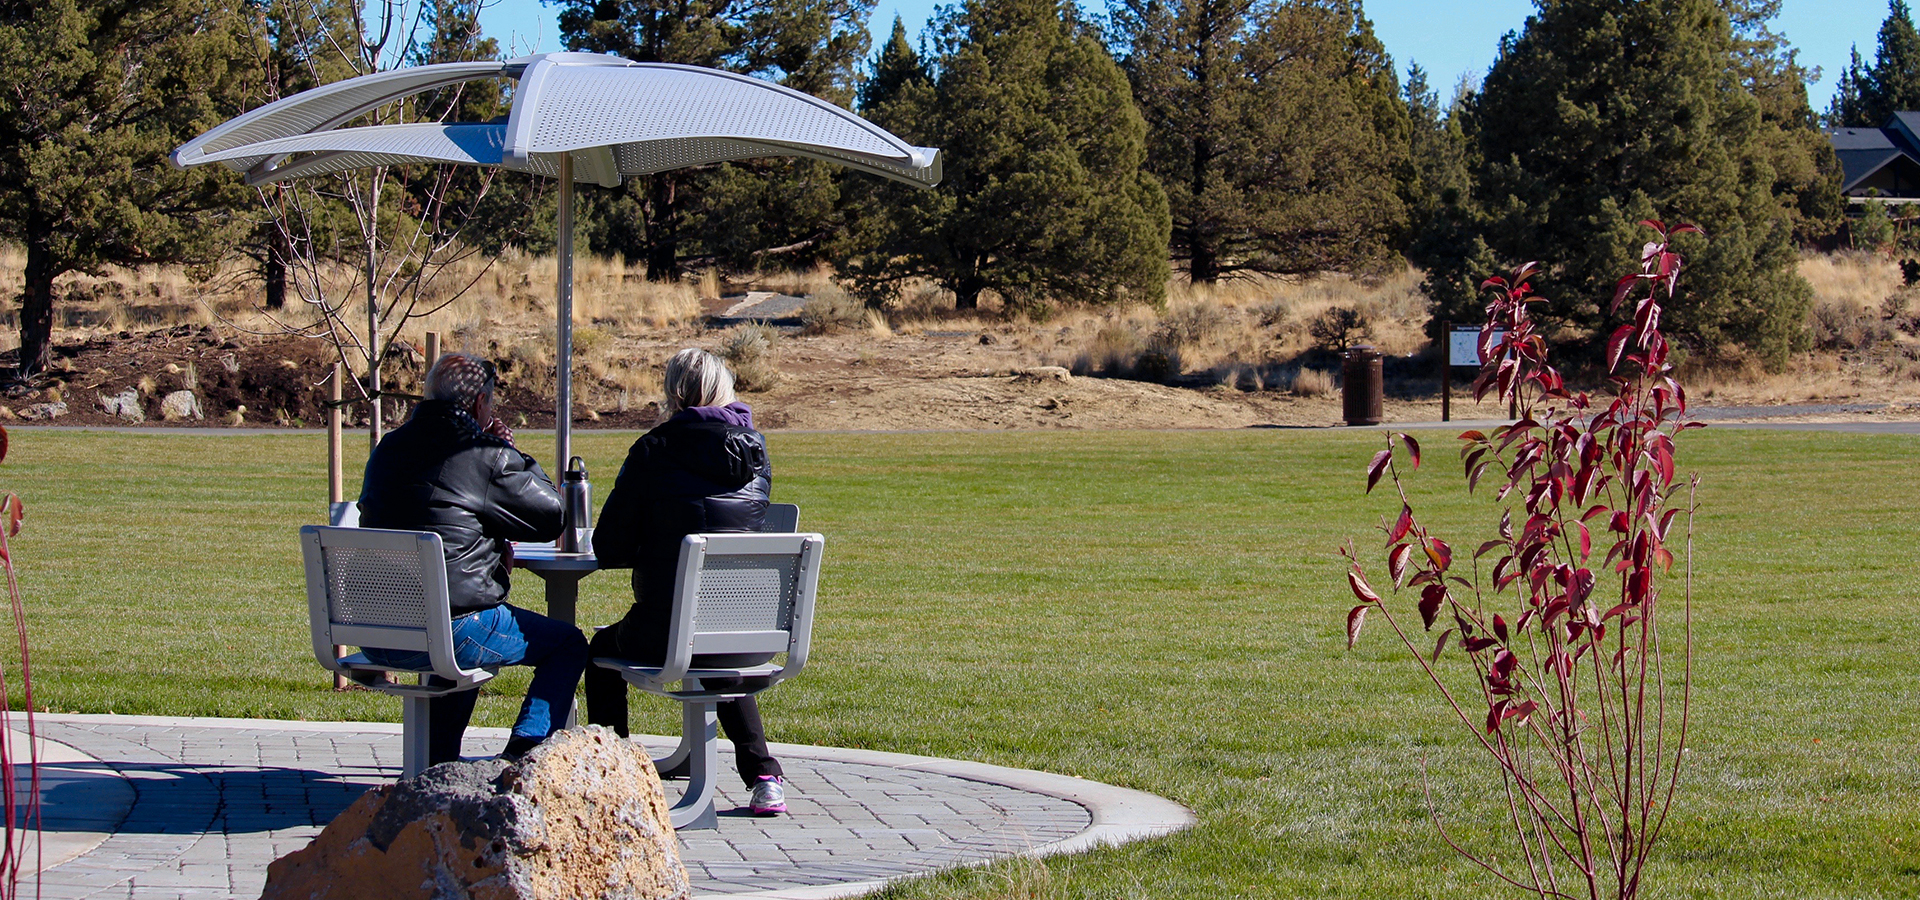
[401,694,433,779]
[656,694,720,830]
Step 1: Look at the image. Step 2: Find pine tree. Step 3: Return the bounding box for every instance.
[1403,69,1489,342]
[553,0,873,278]
[1723,0,1843,245]
[1827,46,1871,127]
[1863,0,1920,125]
[859,16,925,112]
[840,0,1169,310]
[1402,65,1470,249]
[1469,0,1811,368]
[0,0,261,376]
[1111,0,1406,283]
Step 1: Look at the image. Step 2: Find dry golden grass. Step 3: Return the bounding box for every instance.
[1041,268,1430,392]
[10,244,1918,408]
[1668,252,1920,403]
[0,243,704,348]
[1799,250,1902,312]
[0,245,245,349]
[750,263,839,300]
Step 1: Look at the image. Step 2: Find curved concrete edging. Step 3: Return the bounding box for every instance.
[705,742,1197,900]
[6,726,124,874]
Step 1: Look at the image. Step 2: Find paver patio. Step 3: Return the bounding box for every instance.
[10,713,1191,900]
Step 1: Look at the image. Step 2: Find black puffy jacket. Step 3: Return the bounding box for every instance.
[592,408,770,658]
[357,400,565,613]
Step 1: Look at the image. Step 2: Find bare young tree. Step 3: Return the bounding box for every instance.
[248,0,538,445]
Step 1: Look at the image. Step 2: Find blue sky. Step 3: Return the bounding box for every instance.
[477,0,1893,114]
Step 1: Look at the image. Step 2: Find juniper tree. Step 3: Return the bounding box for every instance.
[0,0,260,376]
[858,16,926,113]
[1828,46,1871,127]
[840,0,1169,310]
[1723,0,1842,245]
[1468,0,1811,368]
[1110,0,1406,283]
[553,0,873,278]
[1402,68,1491,343]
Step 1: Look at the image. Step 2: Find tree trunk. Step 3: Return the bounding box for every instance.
[1189,127,1219,285]
[645,173,678,282]
[1190,238,1220,285]
[954,275,983,311]
[18,230,57,379]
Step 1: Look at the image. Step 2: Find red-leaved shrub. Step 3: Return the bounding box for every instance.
[1343,222,1702,900]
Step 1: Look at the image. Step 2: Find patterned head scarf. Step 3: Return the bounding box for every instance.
[423,353,497,409]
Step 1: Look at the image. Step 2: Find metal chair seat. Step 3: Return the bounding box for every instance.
[593,529,823,829]
[300,525,495,777]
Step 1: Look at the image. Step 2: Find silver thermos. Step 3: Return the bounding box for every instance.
[559,456,591,553]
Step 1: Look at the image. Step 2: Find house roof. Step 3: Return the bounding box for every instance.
[1828,118,1920,195]
[1830,127,1896,151]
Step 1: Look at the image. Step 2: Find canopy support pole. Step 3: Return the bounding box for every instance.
[556,154,574,472]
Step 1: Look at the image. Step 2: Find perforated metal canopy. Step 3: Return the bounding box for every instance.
[173,52,941,472]
[173,52,941,188]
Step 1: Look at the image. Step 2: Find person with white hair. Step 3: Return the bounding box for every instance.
[358,352,589,764]
[588,347,790,815]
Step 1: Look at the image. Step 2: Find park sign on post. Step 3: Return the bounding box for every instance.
[1449,325,1505,367]
[1439,323,1505,422]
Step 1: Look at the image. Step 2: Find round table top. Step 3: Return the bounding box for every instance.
[511,542,601,572]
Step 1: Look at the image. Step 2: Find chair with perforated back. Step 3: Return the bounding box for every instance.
[593,530,823,829]
[299,524,496,779]
[763,502,798,533]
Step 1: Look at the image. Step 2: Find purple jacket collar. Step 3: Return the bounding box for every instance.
[670,401,754,429]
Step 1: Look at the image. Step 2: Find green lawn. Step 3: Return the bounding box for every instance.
[6,426,1917,898]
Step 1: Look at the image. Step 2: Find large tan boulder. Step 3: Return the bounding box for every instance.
[260,727,689,900]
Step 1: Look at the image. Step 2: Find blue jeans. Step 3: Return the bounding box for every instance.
[364,603,588,762]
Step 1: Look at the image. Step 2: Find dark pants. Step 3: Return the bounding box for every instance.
[366,603,589,766]
[584,624,783,786]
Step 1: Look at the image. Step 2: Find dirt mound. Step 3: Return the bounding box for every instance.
[9,321,1909,433]
[0,323,1368,431]
[3,326,343,427]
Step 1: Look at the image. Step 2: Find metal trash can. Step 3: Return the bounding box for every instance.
[1342,345,1383,426]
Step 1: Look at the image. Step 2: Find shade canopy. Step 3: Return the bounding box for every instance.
[173,50,939,488]
[172,51,941,189]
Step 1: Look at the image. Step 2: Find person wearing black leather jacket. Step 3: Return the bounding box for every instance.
[587,348,789,815]
[358,353,589,765]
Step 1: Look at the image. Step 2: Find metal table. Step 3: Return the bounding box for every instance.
[512,542,603,729]
[511,541,600,626]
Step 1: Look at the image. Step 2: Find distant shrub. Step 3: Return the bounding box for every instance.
[1065,321,1189,383]
[1132,337,1181,382]
[800,285,869,334]
[1307,306,1371,351]
[720,324,780,392]
[1810,300,1895,352]
[1882,290,1920,336]
[1854,199,1895,251]
[1070,322,1144,377]
[1154,302,1231,348]
[1253,299,1291,328]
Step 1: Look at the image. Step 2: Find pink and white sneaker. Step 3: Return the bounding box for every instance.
[748,776,787,815]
